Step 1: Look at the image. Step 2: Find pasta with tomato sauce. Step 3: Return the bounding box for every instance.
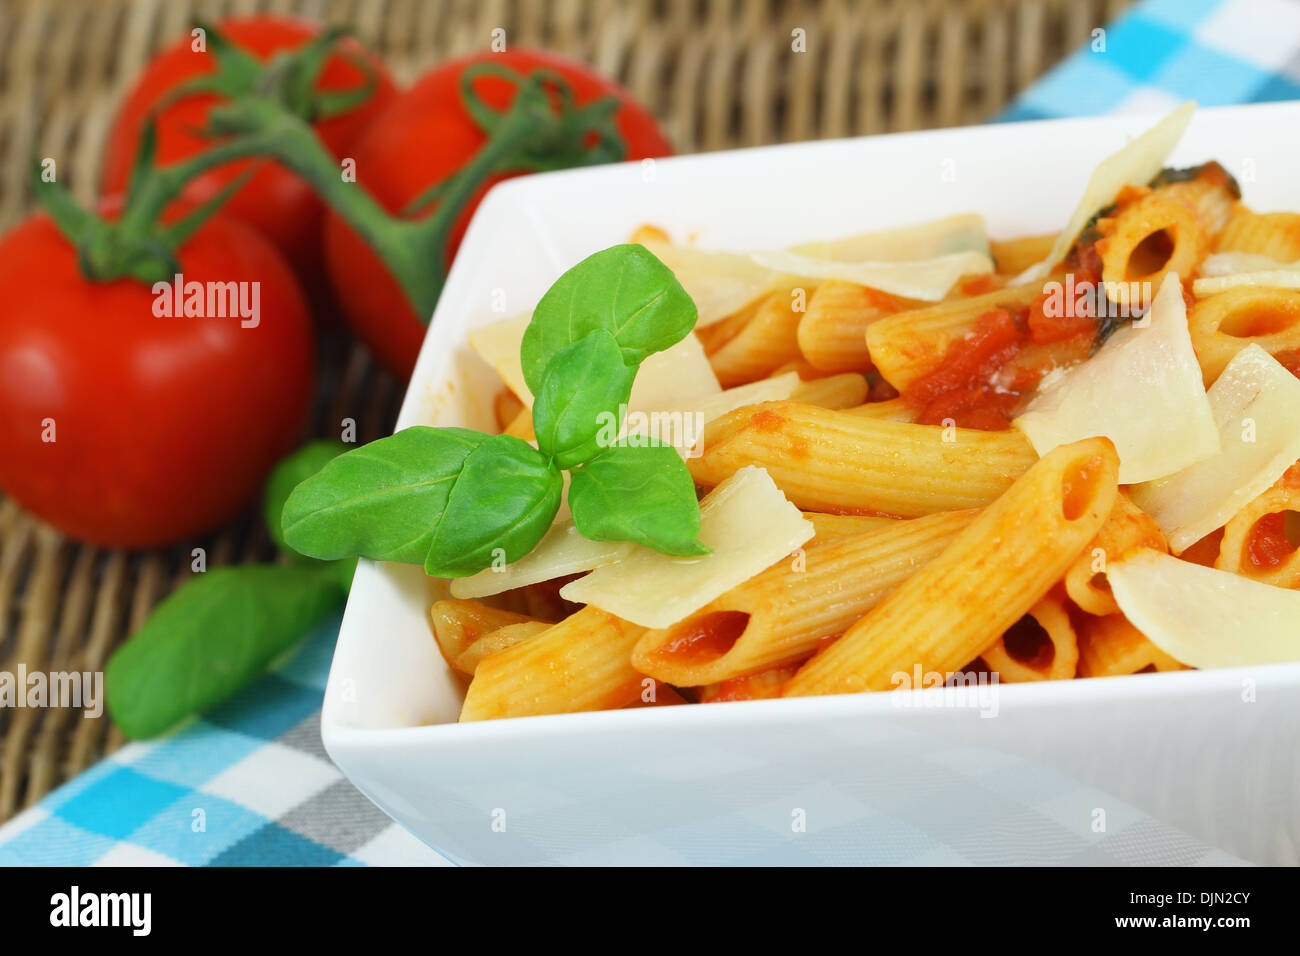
[433,104,1300,721]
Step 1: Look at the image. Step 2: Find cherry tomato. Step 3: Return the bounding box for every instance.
[101,15,397,286]
[324,49,673,379]
[0,212,314,547]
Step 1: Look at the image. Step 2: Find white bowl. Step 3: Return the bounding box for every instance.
[322,102,1300,866]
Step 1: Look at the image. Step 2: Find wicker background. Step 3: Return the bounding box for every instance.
[0,0,1132,822]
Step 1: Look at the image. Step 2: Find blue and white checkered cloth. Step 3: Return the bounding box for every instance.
[1001,0,1300,122]
[1,0,1297,866]
[0,616,450,866]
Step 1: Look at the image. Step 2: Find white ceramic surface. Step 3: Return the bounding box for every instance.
[322,102,1300,866]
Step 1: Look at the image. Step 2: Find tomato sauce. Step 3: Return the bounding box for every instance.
[656,611,751,666]
[1272,348,1300,380]
[901,308,1042,430]
[1245,512,1298,570]
[699,664,796,702]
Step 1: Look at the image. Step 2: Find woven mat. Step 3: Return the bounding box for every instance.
[0,0,1131,823]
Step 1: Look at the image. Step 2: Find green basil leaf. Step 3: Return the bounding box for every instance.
[282,426,489,564]
[425,434,562,577]
[568,443,709,557]
[532,329,637,470]
[263,439,348,562]
[520,244,697,393]
[105,565,345,739]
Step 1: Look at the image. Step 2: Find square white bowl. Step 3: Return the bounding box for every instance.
[322,101,1300,866]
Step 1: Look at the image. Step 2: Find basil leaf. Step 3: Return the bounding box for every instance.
[263,439,347,562]
[569,443,709,556]
[105,565,345,739]
[282,426,489,564]
[532,329,637,470]
[520,244,697,393]
[425,434,562,577]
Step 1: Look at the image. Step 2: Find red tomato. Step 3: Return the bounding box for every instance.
[101,16,396,285]
[324,49,673,379]
[0,213,314,547]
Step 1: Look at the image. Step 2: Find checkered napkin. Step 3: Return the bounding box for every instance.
[1000,0,1300,122]
[2,0,1297,867]
[0,616,451,866]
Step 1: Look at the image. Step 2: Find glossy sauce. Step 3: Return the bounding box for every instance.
[656,611,751,665]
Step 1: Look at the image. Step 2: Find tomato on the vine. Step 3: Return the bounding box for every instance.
[0,211,314,548]
[324,49,673,379]
[101,15,397,285]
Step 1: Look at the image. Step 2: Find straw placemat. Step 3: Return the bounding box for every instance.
[0,0,1130,822]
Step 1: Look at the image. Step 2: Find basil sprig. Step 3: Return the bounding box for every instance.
[283,244,710,576]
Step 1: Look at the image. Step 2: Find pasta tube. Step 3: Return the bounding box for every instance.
[461,606,647,721]
[784,437,1118,696]
[632,509,978,686]
[688,401,1037,517]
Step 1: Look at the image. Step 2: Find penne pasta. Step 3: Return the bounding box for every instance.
[688,401,1038,517]
[696,664,802,703]
[494,387,524,432]
[1187,287,1300,384]
[1075,612,1185,678]
[502,405,537,440]
[704,286,806,386]
[796,280,903,372]
[841,398,915,422]
[1215,208,1300,262]
[454,621,552,675]
[1095,193,1206,313]
[1214,463,1300,588]
[1063,490,1168,617]
[460,606,648,721]
[789,372,869,409]
[980,591,1079,682]
[783,437,1118,696]
[865,279,1054,391]
[804,512,900,539]
[631,509,978,686]
[428,600,549,670]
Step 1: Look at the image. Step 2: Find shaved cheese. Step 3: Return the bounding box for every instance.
[1016,101,1197,285]
[790,213,990,261]
[1013,272,1219,483]
[468,313,533,403]
[468,312,718,411]
[642,215,990,324]
[1198,252,1289,277]
[687,372,800,425]
[1193,266,1300,297]
[1129,344,1300,553]
[749,249,992,302]
[1109,549,1300,668]
[639,239,789,327]
[624,372,800,456]
[450,517,634,599]
[626,332,721,413]
[560,466,814,628]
